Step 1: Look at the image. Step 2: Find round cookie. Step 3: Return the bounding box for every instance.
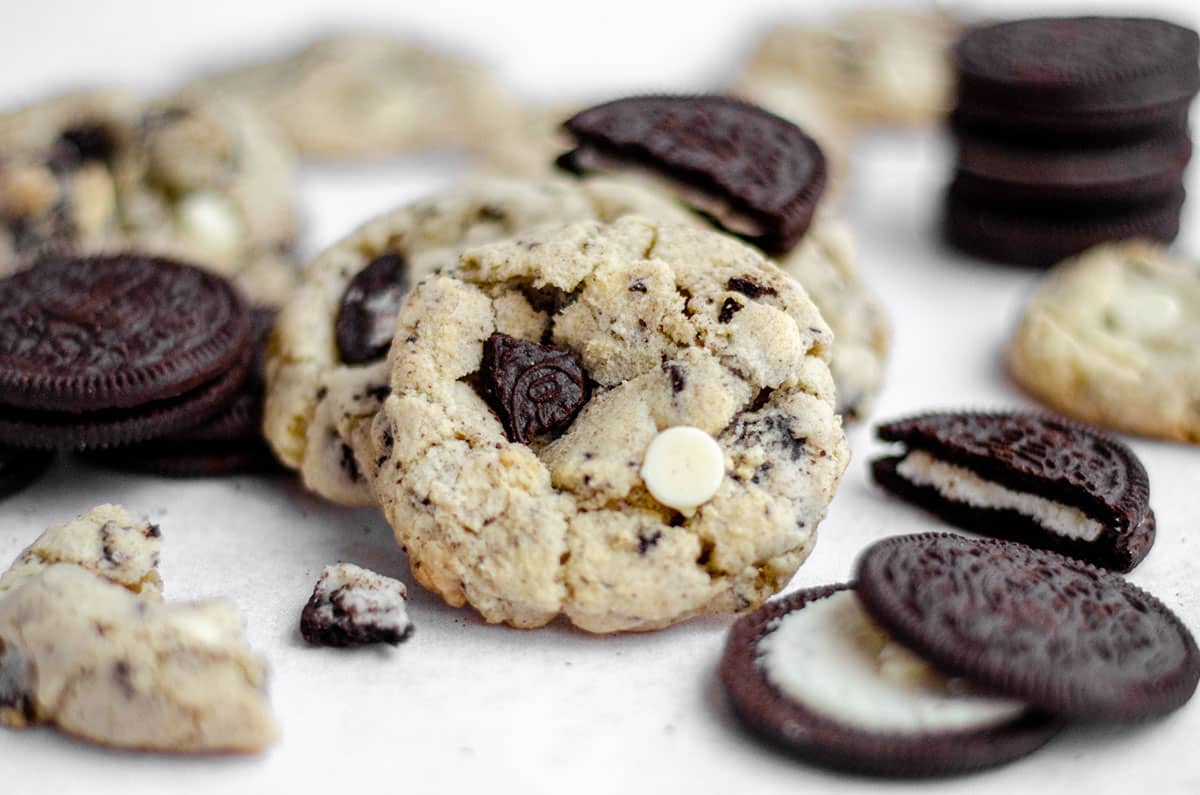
[0,89,300,306]
[187,33,519,160]
[1007,241,1200,443]
[719,584,1062,777]
[366,216,848,632]
[264,175,698,506]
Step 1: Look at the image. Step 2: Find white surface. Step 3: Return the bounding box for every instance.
[2,1,1200,793]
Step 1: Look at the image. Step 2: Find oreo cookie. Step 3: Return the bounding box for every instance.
[856,534,1200,721]
[944,186,1184,268]
[0,254,251,449]
[0,446,54,499]
[559,95,826,254]
[719,584,1062,777]
[82,308,281,476]
[478,332,589,444]
[955,17,1200,137]
[335,253,410,365]
[871,411,1154,572]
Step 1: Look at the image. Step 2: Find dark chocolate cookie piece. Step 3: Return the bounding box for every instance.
[0,446,55,499]
[300,563,413,647]
[560,95,826,254]
[955,17,1200,135]
[719,584,1062,777]
[873,410,1150,541]
[0,254,251,411]
[479,333,589,445]
[944,186,1184,267]
[952,129,1192,205]
[335,253,410,364]
[856,533,1200,721]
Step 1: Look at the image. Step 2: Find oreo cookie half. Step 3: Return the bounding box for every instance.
[856,534,1200,721]
[0,254,252,449]
[871,411,1154,571]
[719,584,1062,777]
[955,17,1200,136]
[559,95,826,254]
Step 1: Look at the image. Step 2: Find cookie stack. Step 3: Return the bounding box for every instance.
[943,17,1200,267]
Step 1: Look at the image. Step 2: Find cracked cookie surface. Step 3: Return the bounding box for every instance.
[0,505,276,752]
[367,217,848,632]
[1008,241,1200,444]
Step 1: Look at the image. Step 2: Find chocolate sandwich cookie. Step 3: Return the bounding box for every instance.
[944,185,1184,267]
[952,129,1192,205]
[955,17,1200,137]
[871,411,1154,571]
[0,446,54,499]
[82,308,280,476]
[856,534,1200,721]
[719,583,1062,777]
[0,254,251,449]
[558,95,826,254]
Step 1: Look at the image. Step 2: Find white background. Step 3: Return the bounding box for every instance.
[2,1,1199,793]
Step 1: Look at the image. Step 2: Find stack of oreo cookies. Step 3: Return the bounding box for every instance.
[944,17,1200,267]
[0,254,279,483]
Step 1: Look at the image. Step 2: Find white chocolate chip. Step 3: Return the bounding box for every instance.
[640,426,725,514]
[177,191,244,262]
[1109,288,1181,338]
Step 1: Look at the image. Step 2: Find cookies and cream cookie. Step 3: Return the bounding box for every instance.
[366,217,848,632]
[0,89,300,305]
[0,505,276,752]
[1007,241,1200,444]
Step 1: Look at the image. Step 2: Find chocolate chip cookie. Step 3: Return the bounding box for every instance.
[366,217,848,631]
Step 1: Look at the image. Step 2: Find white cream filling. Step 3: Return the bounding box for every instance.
[758,590,1026,733]
[895,450,1104,542]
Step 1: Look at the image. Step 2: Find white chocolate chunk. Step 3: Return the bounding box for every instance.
[177,190,244,261]
[1109,288,1181,337]
[640,426,725,514]
[895,450,1104,542]
[758,590,1026,732]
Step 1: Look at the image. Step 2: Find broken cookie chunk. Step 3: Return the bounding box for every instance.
[300,562,414,647]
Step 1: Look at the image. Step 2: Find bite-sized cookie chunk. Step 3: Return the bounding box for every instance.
[368,217,848,632]
[954,17,1200,137]
[871,411,1155,572]
[856,534,1199,721]
[777,216,888,420]
[1008,242,1200,444]
[0,89,299,305]
[0,254,252,450]
[558,95,827,254]
[719,585,1061,777]
[264,176,695,506]
[187,33,519,160]
[0,505,276,752]
[740,9,961,128]
[300,562,413,647]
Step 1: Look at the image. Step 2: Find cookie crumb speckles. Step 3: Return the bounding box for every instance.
[640,426,725,515]
[300,563,413,647]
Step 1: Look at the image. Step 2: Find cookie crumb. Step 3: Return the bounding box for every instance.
[300,563,413,647]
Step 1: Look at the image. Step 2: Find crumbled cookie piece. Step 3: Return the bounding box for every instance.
[300,563,413,647]
[0,505,277,753]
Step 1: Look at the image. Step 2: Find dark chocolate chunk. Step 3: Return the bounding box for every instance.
[560,95,826,254]
[955,17,1200,136]
[335,253,410,364]
[479,333,589,444]
[871,410,1154,571]
[0,446,55,499]
[855,533,1200,721]
[719,584,1063,777]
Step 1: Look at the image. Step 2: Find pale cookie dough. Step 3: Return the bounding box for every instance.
[187,33,520,159]
[776,214,889,420]
[264,175,695,507]
[0,89,300,306]
[0,505,276,752]
[367,217,849,632]
[1007,241,1200,444]
[739,9,960,128]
